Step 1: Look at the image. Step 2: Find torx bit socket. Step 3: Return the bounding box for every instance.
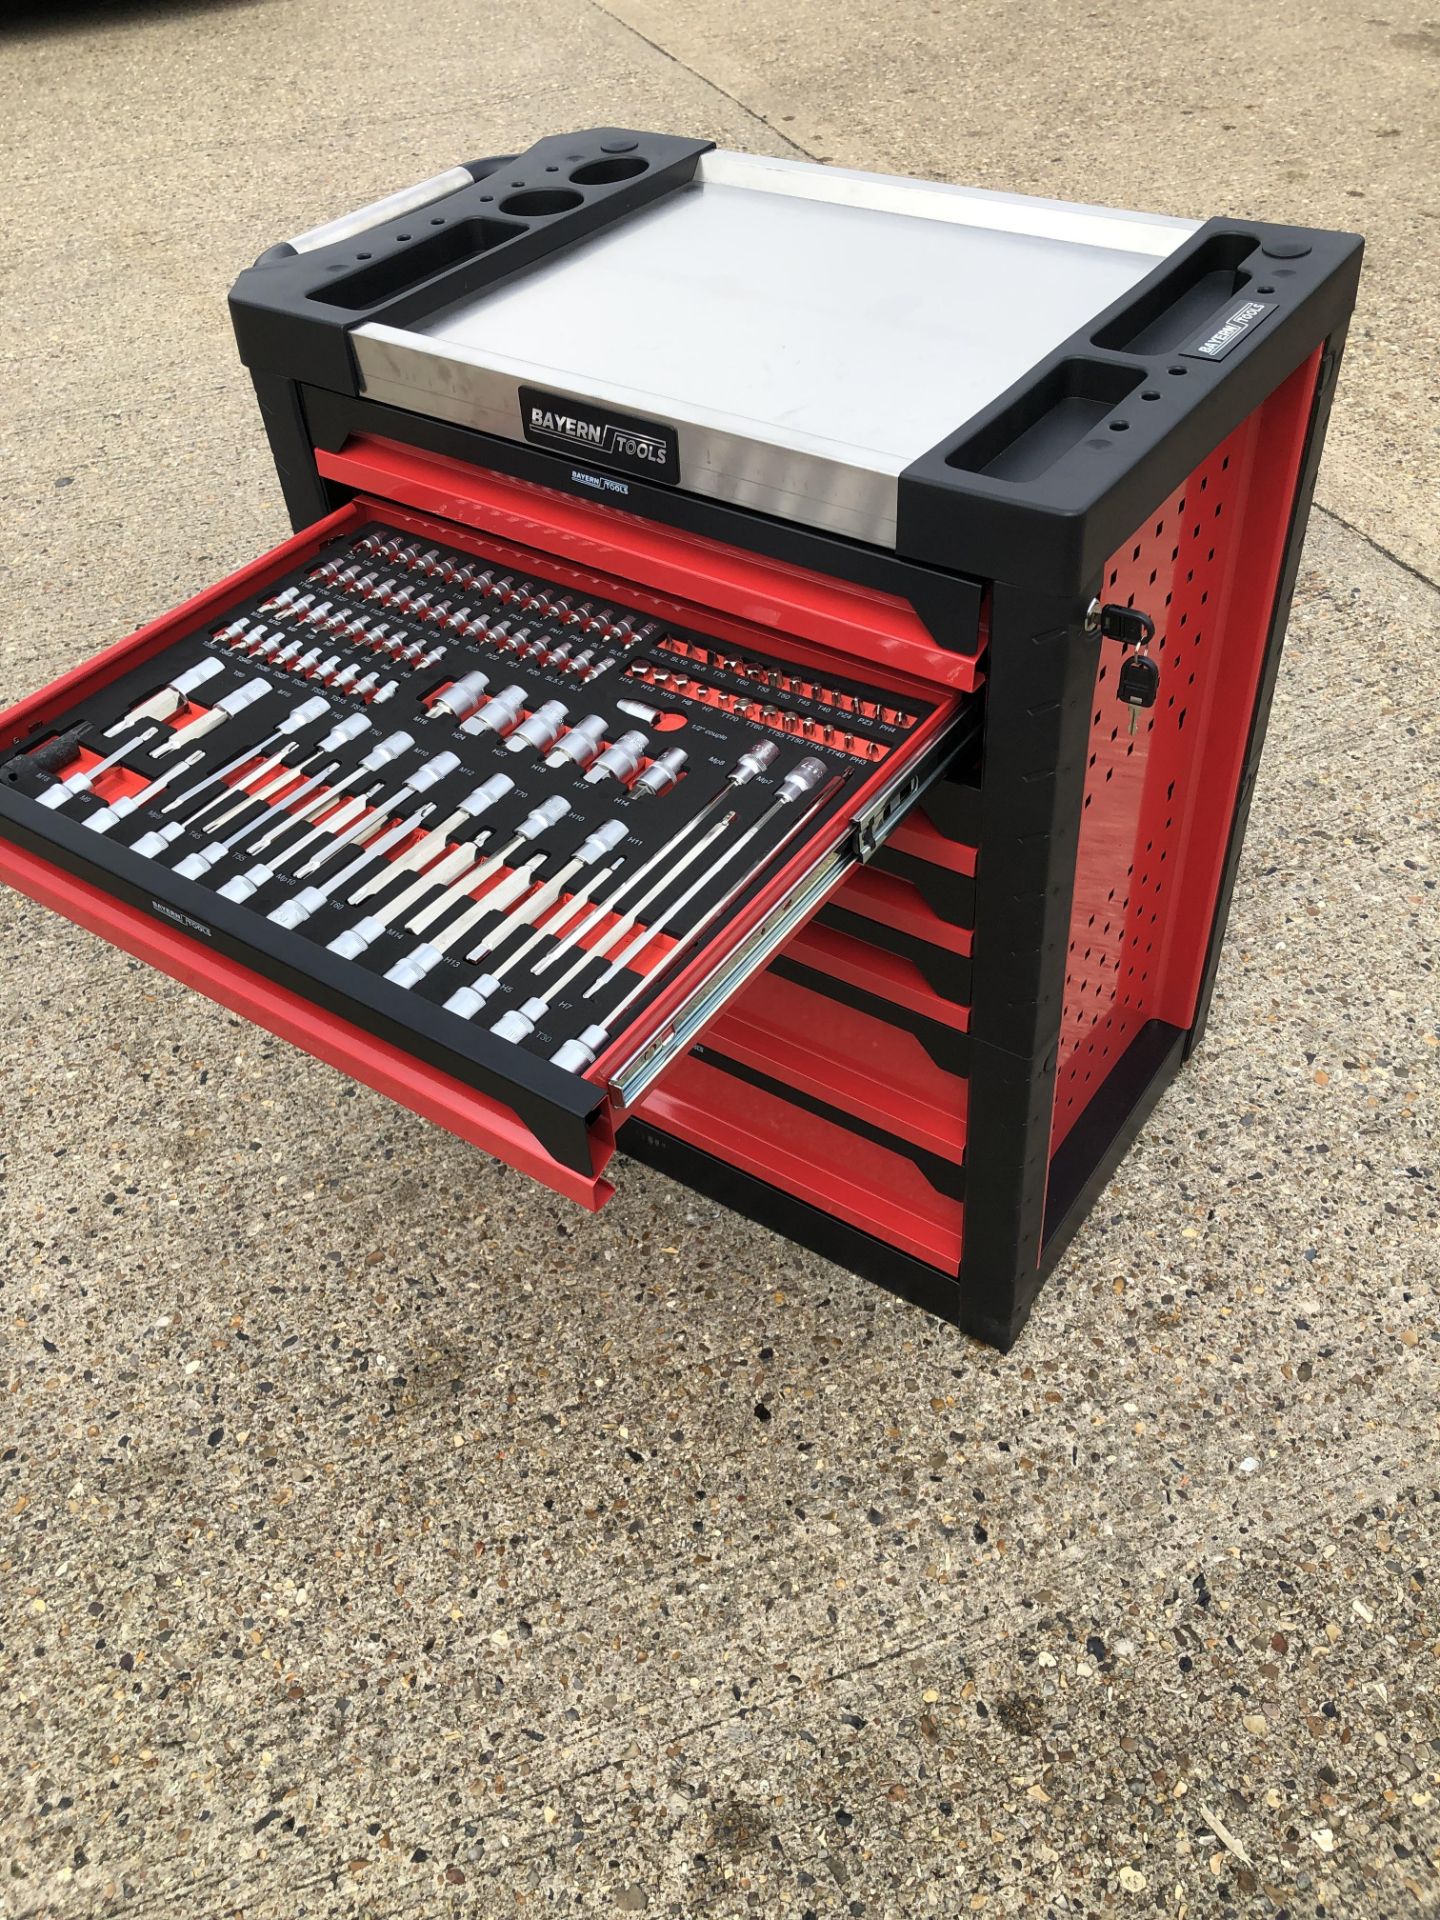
[459,684,526,740]
[633,747,687,798]
[544,712,608,772]
[583,729,649,786]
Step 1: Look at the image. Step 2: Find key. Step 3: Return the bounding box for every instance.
[1118,649,1160,736]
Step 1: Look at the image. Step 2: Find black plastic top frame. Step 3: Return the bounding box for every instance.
[899,216,1362,592]
[230,130,715,394]
[232,132,1362,603]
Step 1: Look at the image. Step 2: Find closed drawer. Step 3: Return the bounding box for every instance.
[781,920,972,1030]
[635,1054,964,1268]
[825,863,973,948]
[703,966,967,1163]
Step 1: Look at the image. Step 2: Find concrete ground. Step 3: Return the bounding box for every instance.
[1,1,1436,1914]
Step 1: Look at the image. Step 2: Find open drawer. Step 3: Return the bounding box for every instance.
[0,486,980,1210]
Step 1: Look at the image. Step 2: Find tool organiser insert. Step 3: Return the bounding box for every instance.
[0,503,969,1188]
[0,128,1360,1345]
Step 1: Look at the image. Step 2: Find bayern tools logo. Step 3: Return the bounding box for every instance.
[1181,298,1277,364]
[518,386,680,484]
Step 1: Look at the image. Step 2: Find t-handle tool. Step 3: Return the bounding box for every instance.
[174,711,345,834]
[35,726,160,810]
[131,705,358,859]
[325,830,493,961]
[326,775,515,961]
[465,820,628,963]
[183,741,312,836]
[553,760,836,1072]
[488,810,735,1046]
[381,798,573,990]
[292,750,460,878]
[383,854,547,990]
[213,783,383,900]
[584,758,829,1001]
[133,753,338,862]
[150,677,270,757]
[212,729,413,900]
[244,728,413,855]
[196,745,320,832]
[405,796,571,937]
[268,802,439,930]
[529,742,777,981]
[103,658,225,736]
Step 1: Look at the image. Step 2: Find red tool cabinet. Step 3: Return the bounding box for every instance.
[0,132,1361,1346]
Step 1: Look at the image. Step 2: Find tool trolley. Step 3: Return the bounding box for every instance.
[0,133,1360,1347]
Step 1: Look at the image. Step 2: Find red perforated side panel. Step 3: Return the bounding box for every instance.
[1050,350,1322,1153]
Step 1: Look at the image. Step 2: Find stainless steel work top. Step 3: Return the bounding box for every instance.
[353,149,1199,546]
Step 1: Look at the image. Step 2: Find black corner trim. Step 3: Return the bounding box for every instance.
[462,154,520,182]
[956,1020,1184,1350]
[1041,1020,1186,1259]
[1186,324,1349,1056]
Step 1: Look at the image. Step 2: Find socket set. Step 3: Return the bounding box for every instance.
[629,635,920,760]
[0,512,959,1135]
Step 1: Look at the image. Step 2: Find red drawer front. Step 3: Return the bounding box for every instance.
[317,436,985,695]
[0,834,616,1208]
[3,479,983,1211]
[635,1054,964,1269]
[784,922,971,1030]
[827,864,974,956]
[882,807,978,875]
[705,968,967,1163]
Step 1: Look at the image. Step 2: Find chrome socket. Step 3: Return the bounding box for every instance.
[582,729,649,785]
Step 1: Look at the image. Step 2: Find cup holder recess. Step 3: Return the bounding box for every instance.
[499,188,585,217]
[570,156,649,186]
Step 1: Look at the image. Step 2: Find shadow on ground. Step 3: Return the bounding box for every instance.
[0,0,266,40]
